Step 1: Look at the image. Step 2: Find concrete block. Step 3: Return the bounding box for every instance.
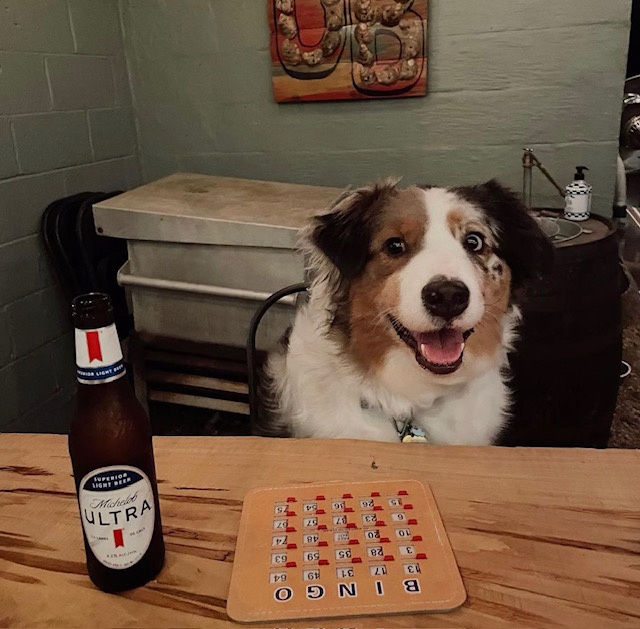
[215,50,273,105]
[0,360,20,427]
[50,332,75,390]
[0,235,49,307]
[4,385,76,434]
[124,155,142,189]
[179,153,270,183]
[0,343,58,428]
[126,58,173,107]
[63,156,141,195]
[0,172,66,245]
[211,0,269,52]
[0,118,19,179]
[140,153,181,182]
[0,53,52,115]
[38,238,62,289]
[0,308,12,369]
[123,0,219,59]
[68,0,123,55]
[89,108,136,160]
[437,0,631,36]
[136,105,217,155]
[410,87,622,147]
[131,56,219,107]
[12,112,91,174]
[46,55,116,111]
[212,102,280,153]
[112,55,133,106]
[269,85,622,154]
[7,286,70,359]
[430,23,630,93]
[0,0,75,53]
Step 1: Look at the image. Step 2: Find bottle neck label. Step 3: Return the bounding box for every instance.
[75,324,125,384]
[79,465,155,570]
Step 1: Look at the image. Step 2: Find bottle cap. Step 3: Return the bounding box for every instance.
[72,293,114,329]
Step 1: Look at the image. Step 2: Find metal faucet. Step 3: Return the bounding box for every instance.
[522,148,565,209]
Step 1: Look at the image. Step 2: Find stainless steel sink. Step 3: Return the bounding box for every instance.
[534,215,583,243]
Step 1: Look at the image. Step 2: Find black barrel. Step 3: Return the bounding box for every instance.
[499,215,625,447]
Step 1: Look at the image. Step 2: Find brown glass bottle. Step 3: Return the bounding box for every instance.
[69,293,164,593]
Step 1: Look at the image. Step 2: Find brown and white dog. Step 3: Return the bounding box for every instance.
[260,179,552,444]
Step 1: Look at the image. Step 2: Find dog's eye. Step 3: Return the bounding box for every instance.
[384,237,406,256]
[464,232,485,253]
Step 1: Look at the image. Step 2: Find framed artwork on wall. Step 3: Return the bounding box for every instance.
[269,0,428,102]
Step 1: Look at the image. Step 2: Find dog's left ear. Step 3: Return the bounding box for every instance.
[311,181,397,280]
[456,179,554,289]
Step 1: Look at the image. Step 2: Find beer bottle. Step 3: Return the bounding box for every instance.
[68,293,165,592]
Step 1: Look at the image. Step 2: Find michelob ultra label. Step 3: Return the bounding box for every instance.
[79,465,155,570]
[75,323,125,384]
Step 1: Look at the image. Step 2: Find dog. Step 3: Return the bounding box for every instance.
[259,179,553,444]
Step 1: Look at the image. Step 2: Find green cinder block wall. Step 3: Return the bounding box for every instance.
[122,0,632,213]
[0,0,140,431]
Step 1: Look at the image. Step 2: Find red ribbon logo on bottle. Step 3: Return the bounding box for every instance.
[86,331,103,362]
[113,529,124,548]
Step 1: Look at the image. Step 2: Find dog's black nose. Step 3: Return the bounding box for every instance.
[422,279,470,320]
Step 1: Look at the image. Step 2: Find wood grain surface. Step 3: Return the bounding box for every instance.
[1,434,639,628]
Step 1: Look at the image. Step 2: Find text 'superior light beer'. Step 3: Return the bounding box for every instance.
[69,293,164,592]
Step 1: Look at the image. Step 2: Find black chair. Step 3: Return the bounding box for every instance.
[54,192,105,295]
[42,192,97,298]
[75,193,130,337]
[41,190,131,338]
[246,283,308,434]
[76,192,125,289]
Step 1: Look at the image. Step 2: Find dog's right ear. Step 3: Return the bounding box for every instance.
[311,181,397,280]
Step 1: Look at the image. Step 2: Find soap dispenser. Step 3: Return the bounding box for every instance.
[564,166,592,221]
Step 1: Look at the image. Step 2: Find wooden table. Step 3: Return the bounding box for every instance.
[1,435,639,628]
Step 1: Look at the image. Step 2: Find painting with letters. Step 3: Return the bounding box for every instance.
[269,0,428,102]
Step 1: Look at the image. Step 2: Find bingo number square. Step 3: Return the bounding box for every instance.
[227,479,466,622]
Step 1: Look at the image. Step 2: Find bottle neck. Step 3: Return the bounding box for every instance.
[75,323,126,385]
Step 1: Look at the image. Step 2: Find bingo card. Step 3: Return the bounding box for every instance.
[227,479,466,622]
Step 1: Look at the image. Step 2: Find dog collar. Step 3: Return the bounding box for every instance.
[361,400,429,443]
[394,416,429,444]
[402,426,429,443]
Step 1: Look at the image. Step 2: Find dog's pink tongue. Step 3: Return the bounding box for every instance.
[417,329,465,365]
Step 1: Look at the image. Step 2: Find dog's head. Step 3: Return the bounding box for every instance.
[308,179,553,382]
